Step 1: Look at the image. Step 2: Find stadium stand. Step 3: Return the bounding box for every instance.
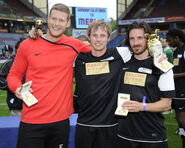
[111,0,185,48]
[0,0,43,52]
[0,33,24,50]
[107,34,126,48]
[149,0,185,18]
[123,0,185,19]
[4,0,39,16]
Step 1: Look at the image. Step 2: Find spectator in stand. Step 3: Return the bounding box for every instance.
[1,48,7,59]
[161,37,173,63]
[76,35,90,46]
[166,29,185,148]
[7,47,14,59]
[0,39,24,116]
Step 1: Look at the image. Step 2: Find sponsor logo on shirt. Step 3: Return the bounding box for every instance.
[177,54,182,58]
[122,67,129,71]
[34,52,42,56]
[138,67,152,74]
[179,107,184,110]
[100,56,114,61]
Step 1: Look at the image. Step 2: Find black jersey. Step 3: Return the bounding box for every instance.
[118,56,175,142]
[74,48,125,127]
[173,45,185,97]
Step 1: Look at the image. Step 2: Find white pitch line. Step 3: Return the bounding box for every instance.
[165,122,178,126]
[0,103,7,106]
[0,94,6,96]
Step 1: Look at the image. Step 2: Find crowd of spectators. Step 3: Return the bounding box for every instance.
[0,44,15,60]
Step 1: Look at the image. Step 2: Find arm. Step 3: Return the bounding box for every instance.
[174,72,185,78]
[7,41,28,94]
[174,50,185,78]
[77,39,91,53]
[0,61,10,90]
[73,61,79,113]
[122,98,171,112]
[29,27,43,40]
[122,69,175,112]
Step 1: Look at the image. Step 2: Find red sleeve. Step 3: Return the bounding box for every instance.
[79,42,92,53]
[72,38,91,53]
[7,41,28,93]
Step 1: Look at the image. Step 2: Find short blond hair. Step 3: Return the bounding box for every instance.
[49,3,70,20]
[87,20,111,38]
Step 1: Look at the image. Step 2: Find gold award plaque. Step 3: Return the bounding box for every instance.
[21,81,38,107]
[115,93,130,116]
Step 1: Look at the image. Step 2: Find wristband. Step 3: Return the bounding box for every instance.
[143,96,146,111]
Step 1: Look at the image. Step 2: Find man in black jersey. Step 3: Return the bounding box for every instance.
[116,21,175,148]
[74,20,131,148]
[166,29,185,148]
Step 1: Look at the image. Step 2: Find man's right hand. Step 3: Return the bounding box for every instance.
[15,87,23,100]
[29,27,43,40]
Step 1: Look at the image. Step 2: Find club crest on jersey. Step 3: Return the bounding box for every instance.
[138,67,152,74]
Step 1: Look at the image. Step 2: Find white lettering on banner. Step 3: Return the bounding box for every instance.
[75,7,107,29]
[77,8,106,13]
[119,17,165,25]
[78,18,96,25]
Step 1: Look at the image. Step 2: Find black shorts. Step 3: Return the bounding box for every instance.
[75,124,118,148]
[17,118,70,148]
[172,98,185,111]
[116,136,168,148]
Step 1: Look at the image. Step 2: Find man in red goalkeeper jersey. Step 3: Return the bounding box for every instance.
[7,3,90,148]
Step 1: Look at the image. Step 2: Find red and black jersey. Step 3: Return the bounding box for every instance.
[7,35,91,124]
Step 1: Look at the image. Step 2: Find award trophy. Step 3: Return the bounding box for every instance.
[35,19,43,30]
[34,20,43,36]
[145,29,173,72]
[115,93,130,116]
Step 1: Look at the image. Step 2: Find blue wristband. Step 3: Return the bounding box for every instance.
[143,96,146,111]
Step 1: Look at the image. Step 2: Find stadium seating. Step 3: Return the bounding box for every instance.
[3,0,38,16]
[0,33,23,50]
[107,34,126,48]
[123,0,185,19]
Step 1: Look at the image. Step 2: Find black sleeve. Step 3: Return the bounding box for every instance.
[73,90,79,113]
[73,64,79,113]
[0,61,11,90]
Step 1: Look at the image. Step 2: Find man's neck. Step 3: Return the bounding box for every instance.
[43,32,62,42]
[163,46,170,51]
[91,48,107,57]
[134,50,150,60]
[178,42,184,49]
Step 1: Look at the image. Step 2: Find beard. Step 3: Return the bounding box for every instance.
[132,45,147,55]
